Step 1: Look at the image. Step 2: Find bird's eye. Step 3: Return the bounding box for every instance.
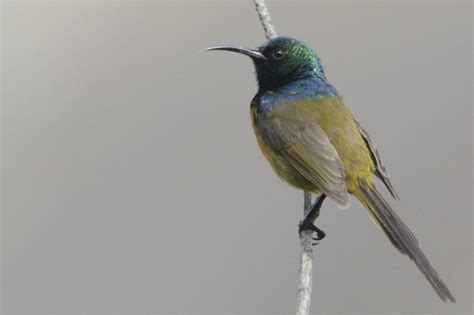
[272,49,285,60]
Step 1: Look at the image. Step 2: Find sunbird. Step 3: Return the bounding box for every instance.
[206,36,455,302]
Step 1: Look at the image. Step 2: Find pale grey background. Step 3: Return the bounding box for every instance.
[1,0,472,314]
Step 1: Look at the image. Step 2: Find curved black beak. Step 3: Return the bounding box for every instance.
[204,45,266,60]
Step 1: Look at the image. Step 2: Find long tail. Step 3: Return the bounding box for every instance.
[353,180,455,302]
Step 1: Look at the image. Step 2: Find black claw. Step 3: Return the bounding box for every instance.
[306,223,326,240]
[300,222,326,244]
[298,221,305,234]
[298,194,327,244]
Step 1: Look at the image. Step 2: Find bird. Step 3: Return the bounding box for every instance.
[205,36,455,303]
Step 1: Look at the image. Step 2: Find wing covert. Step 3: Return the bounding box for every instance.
[259,112,350,208]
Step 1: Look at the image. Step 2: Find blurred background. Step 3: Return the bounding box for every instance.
[1,1,472,314]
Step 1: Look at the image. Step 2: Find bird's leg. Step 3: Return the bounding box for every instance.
[298,194,327,243]
[299,194,326,232]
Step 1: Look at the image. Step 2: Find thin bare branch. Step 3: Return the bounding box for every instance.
[296,192,314,315]
[253,0,277,40]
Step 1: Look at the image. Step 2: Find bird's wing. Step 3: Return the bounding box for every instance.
[259,109,350,208]
[354,119,399,200]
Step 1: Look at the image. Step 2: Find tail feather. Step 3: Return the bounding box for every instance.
[354,180,455,303]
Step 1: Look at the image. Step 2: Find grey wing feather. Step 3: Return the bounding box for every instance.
[260,115,350,208]
[354,119,399,200]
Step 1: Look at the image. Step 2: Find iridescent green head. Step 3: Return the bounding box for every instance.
[253,37,325,91]
[206,36,325,91]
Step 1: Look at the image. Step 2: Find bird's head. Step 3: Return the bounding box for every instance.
[206,36,325,91]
